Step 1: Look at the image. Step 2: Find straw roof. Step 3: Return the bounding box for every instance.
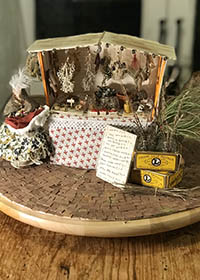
[27,31,176,60]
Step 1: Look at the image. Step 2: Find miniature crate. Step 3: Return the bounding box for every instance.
[133,151,182,172]
[130,168,184,189]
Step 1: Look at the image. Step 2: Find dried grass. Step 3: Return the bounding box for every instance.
[165,86,200,140]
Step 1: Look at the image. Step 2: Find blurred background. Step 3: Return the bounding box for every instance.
[0,0,198,112]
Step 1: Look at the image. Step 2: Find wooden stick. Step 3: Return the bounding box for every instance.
[151,57,167,119]
[38,52,50,106]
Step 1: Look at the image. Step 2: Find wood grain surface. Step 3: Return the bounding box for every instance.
[0,211,200,280]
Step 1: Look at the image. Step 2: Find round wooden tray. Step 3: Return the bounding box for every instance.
[1,194,200,237]
[1,139,200,237]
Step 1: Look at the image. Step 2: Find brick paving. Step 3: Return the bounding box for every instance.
[0,138,200,221]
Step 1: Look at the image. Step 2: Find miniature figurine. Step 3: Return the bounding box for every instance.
[0,68,53,168]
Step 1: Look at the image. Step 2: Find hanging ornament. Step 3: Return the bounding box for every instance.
[94,44,102,73]
[131,53,140,70]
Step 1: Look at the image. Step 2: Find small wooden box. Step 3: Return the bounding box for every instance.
[133,151,182,172]
[130,168,184,189]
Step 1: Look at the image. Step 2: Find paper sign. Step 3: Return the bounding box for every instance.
[96,125,137,187]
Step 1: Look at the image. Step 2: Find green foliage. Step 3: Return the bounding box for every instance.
[165,86,200,140]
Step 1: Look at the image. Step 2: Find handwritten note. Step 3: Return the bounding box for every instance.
[96,125,137,187]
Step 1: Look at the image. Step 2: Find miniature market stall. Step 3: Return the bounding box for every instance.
[27,31,176,169]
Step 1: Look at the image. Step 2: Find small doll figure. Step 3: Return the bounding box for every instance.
[0,68,53,168]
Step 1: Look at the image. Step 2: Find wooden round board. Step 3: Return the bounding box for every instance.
[1,139,200,237]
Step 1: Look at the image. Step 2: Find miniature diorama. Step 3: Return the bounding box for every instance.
[2,30,200,188]
[1,32,200,237]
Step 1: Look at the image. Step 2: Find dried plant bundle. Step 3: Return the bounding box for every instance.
[26,53,41,79]
[57,57,75,94]
[82,49,95,92]
[133,85,200,153]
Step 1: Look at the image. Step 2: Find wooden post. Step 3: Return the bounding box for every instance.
[38,52,50,106]
[151,57,167,119]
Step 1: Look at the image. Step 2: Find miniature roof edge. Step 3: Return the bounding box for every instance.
[27,31,176,60]
[102,31,176,60]
[27,32,103,53]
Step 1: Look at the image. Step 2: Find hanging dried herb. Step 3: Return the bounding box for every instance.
[57,57,75,94]
[82,48,95,92]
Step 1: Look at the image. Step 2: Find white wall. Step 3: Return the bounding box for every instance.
[19,0,35,56]
[141,0,196,84]
[0,0,35,116]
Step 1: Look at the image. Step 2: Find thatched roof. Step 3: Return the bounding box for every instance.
[27,31,176,60]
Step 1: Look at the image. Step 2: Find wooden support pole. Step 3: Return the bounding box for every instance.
[151,57,167,120]
[38,52,50,106]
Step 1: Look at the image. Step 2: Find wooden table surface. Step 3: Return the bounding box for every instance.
[0,211,200,280]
